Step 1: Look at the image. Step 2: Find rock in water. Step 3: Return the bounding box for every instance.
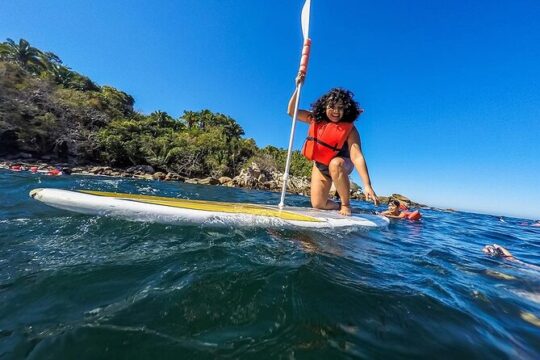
[127,165,155,174]
[152,172,166,180]
[218,176,233,185]
[198,177,219,185]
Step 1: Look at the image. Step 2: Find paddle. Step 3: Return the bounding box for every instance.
[278,0,312,209]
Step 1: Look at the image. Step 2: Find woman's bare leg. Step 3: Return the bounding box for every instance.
[310,163,339,210]
[328,157,354,216]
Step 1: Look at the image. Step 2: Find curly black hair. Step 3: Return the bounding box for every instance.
[389,199,400,207]
[310,88,362,123]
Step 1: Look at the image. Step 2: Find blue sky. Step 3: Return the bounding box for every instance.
[2,0,539,219]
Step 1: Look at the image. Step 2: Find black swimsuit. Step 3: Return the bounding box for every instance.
[315,142,350,178]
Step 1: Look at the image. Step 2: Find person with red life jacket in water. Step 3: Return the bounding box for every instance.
[380,199,405,219]
[379,199,422,220]
[288,73,379,216]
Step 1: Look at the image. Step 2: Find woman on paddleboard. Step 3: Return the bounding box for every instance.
[288,73,379,216]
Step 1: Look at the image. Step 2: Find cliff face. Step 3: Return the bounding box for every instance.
[0,61,134,162]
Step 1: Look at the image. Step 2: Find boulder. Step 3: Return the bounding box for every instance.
[88,166,112,175]
[377,196,390,204]
[126,165,155,174]
[350,181,361,192]
[391,193,410,203]
[165,172,185,181]
[140,174,154,180]
[389,193,413,206]
[231,162,309,194]
[232,168,256,188]
[218,176,232,185]
[102,167,114,176]
[89,166,103,174]
[198,177,219,185]
[288,176,310,193]
[329,181,368,200]
[250,162,261,178]
[152,172,166,180]
[262,180,278,190]
[351,191,365,200]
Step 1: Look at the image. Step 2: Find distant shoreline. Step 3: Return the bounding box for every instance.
[1,158,426,209]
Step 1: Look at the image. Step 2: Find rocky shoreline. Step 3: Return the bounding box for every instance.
[0,158,421,207]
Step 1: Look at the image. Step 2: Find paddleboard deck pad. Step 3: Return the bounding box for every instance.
[30,188,389,230]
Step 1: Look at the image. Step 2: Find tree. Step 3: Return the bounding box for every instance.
[43,51,62,66]
[0,38,48,74]
[254,145,311,178]
[216,114,244,140]
[50,64,74,87]
[1,39,297,178]
[181,110,197,129]
[150,111,174,127]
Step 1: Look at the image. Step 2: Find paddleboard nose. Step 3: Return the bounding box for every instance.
[29,188,43,199]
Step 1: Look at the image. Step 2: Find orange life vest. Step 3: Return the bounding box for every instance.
[302,121,354,166]
[402,210,422,221]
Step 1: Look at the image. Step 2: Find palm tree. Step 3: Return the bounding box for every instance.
[43,51,62,66]
[198,109,214,130]
[0,38,48,73]
[181,110,197,129]
[220,116,244,139]
[50,64,74,87]
[150,111,174,127]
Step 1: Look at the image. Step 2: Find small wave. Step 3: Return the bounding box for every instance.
[2,170,540,357]
[510,290,540,305]
[0,217,33,224]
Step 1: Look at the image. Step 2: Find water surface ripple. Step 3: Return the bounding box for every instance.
[0,170,539,359]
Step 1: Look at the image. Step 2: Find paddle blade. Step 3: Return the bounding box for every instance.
[301,0,311,40]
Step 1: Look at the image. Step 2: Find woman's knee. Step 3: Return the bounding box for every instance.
[311,198,327,209]
[328,157,346,176]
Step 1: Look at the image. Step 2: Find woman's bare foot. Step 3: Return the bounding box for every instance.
[339,204,352,216]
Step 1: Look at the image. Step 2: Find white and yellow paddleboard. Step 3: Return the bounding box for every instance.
[29,188,389,230]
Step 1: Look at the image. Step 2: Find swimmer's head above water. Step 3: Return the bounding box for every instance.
[483,244,514,258]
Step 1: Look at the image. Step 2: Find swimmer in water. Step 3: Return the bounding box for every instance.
[484,244,540,327]
[483,244,540,271]
[483,244,514,259]
[380,199,406,219]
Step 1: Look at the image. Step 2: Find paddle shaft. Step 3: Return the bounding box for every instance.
[279,1,312,209]
[279,82,303,209]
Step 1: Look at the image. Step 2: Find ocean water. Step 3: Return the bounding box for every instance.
[0,169,539,359]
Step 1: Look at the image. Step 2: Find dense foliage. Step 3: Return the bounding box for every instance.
[97,111,258,178]
[0,38,311,178]
[248,145,312,178]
